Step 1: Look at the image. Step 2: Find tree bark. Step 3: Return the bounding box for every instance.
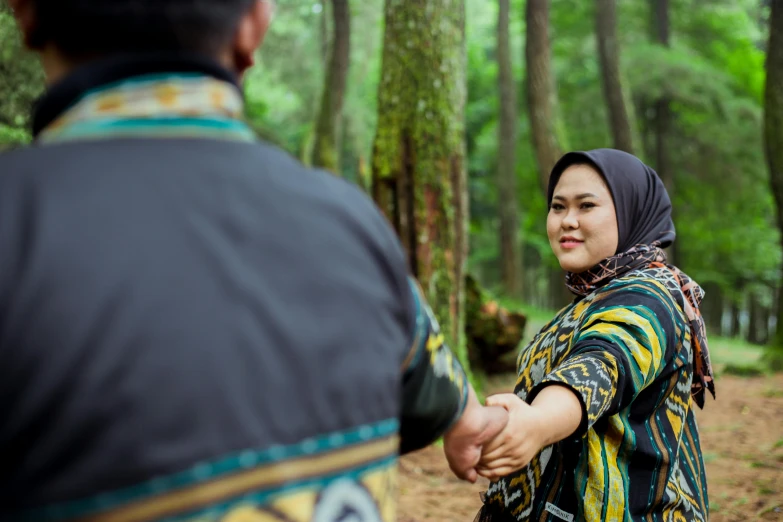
[372,0,470,366]
[525,0,564,191]
[596,0,636,154]
[651,0,677,264]
[765,0,783,353]
[497,0,522,297]
[311,0,351,172]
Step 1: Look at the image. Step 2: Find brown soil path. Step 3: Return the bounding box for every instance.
[398,374,783,521]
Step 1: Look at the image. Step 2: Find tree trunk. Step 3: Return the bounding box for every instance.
[748,291,769,345]
[729,298,742,338]
[320,0,330,66]
[371,0,469,366]
[766,0,783,354]
[311,0,351,172]
[525,0,564,191]
[522,244,542,306]
[497,0,522,297]
[650,0,677,264]
[596,0,637,154]
[701,282,723,337]
[548,266,573,310]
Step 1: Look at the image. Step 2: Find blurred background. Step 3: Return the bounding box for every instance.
[1,0,781,519]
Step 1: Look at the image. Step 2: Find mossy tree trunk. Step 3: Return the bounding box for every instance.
[371,0,469,366]
[765,0,783,360]
[311,0,351,173]
[497,0,522,298]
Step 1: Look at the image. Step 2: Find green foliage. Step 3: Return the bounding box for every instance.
[464,0,779,314]
[243,0,383,185]
[1,0,780,353]
[0,6,44,147]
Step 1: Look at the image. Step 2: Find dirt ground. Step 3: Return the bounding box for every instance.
[398,374,783,522]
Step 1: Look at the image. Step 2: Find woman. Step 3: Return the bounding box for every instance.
[475,149,715,522]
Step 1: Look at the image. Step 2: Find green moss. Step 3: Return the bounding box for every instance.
[371,0,470,372]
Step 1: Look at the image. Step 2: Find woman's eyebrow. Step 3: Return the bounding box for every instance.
[552,193,598,201]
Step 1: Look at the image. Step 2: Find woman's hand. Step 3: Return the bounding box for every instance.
[477,385,584,480]
[475,393,548,480]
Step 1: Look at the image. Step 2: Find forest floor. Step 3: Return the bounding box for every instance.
[397,372,783,522]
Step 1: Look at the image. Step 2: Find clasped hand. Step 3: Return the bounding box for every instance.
[476,393,548,480]
[442,392,547,482]
[443,385,581,483]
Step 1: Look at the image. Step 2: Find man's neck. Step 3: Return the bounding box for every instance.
[39,46,240,86]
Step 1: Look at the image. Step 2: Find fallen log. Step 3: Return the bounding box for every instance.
[465,274,527,375]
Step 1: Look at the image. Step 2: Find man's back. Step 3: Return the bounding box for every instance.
[0,137,416,520]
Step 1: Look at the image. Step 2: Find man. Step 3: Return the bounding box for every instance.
[1,1,507,521]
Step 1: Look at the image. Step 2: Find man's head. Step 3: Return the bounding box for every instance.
[9,0,274,82]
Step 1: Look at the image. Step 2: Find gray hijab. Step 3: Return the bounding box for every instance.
[547,148,675,253]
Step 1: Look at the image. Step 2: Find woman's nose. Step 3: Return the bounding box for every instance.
[561,210,578,229]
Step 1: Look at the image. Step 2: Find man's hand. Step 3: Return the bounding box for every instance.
[442,387,509,483]
[475,393,548,480]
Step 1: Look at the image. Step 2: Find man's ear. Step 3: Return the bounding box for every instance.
[7,0,40,49]
[232,0,274,75]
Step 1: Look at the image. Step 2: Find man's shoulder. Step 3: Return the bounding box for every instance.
[0,137,398,248]
[0,138,364,204]
[242,140,397,240]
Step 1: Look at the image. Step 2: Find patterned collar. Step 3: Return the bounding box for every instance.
[33,53,257,144]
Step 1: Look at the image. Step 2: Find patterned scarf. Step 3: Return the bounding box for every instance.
[36,73,256,144]
[566,243,716,409]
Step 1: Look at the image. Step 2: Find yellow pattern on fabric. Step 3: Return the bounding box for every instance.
[583,431,605,521]
[76,436,398,522]
[38,74,250,144]
[482,270,709,522]
[602,416,627,521]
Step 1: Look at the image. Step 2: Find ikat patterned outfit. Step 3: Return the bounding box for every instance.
[479,266,710,522]
[1,59,468,522]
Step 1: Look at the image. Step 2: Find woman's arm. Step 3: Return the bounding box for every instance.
[478,279,683,478]
[475,384,583,479]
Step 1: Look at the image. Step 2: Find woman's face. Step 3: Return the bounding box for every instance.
[547,164,619,273]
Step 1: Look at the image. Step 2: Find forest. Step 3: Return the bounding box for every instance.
[5,0,781,373]
[2,0,783,517]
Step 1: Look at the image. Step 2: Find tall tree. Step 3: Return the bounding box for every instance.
[526,0,564,191]
[320,1,330,66]
[650,0,677,264]
[596,0,636,154]
[311,0,351,172]
[651,0,672,188]
[765,0,783,362]
[525,0,573,308]
[372,0,469,362]
[497,0,522,297]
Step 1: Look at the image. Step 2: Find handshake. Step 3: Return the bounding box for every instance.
[441,385,579,482]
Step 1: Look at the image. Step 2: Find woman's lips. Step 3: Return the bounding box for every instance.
[560,238,584,249]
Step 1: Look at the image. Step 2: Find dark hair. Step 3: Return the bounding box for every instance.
[30,0,257,58]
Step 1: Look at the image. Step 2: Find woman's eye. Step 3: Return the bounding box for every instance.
[550,204,564,211]
[580,202,596,210]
